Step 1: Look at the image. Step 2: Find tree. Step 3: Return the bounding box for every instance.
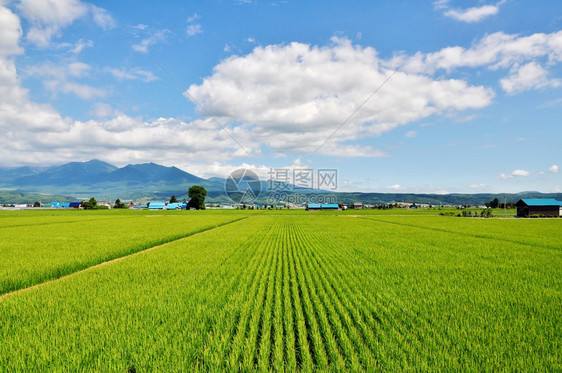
[188,185,207,210]
[81,197,97,209]
[488,198,500,209]
[114,199,126,209]
[33,201,41,207]
[169,195,178,203]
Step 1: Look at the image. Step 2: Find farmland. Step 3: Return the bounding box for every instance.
[0,210,560,371]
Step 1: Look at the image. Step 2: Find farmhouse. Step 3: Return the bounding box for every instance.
[516,198,562,217]
[306,203,340,210]
[69,201,81,208]
[148,202,166,210]
[351,202,363,209]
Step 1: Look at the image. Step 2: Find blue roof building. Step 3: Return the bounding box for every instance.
[148,202,166,210]
[166,203,181,210]
[69,201,81,208]
[306,203,340,210]
[516,198,562,217]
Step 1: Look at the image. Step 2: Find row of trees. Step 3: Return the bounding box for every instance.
[486,198,515,209]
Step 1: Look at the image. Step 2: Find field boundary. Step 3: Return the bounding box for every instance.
[0,216,248,302]
[359,216,561,251]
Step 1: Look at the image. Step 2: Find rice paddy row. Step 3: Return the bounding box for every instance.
[0,212,560,370]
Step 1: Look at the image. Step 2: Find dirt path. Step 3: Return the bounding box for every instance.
[0,217,247,302]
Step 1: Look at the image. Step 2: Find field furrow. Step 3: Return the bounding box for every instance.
[0,212,559,371]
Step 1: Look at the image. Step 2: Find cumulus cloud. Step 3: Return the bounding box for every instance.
[187,37,493,155]
[18,0,88,47]
[0,6,23,55]
[444,5,499,23]
[401,31,562,74]
[511,169,530,177]
[17,0,113,47]
[549,164,559,173]
[1,0,561,177]
[395,30,562,97]
[90,4,115,30]
[499,169,531,179]
[405,130,417,138]
[500,62,561,94]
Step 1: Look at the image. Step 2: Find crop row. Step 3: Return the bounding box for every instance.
[0,212,247,295]
[0,215,560,370]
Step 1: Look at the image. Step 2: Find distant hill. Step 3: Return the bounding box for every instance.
[1,160,214,199]
[0,191,75,204]
[13,159,118,186]
[1,160,561,205]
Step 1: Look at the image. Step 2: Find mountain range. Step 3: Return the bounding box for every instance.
[0,160,223,201]
[1,160,561,205]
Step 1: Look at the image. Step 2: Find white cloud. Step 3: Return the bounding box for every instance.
[405,130,417,138]
[90,102,119,118]
[470,183,487,189]
[395,30,562,97]
[512,169,530,177]
[499,169,531,179]
[444,5,499,23]
[186,13,199,23]
[549,164,559,173]
[18,0,88,47]
[17,1,114,47]
[500,62,561,94]
[433,0,449,11]
[26,61,105,99]
[187,24,202,37]
[187,37,493,155]
[132,29,168,53]
[90,4,115,30]
[105,67,157,82]
[70,39,93,54]
[0,5,250,169]
[401,30,562,73]
[387,184,402,190]
[0,6,23,55]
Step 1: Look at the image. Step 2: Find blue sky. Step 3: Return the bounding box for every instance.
[0,0,560,193]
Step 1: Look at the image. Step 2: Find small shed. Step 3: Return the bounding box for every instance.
[69,201,81,208]
[306,203,321,210]
[516,198,562,217]
[148,202,166,210]
[352,202,363,209]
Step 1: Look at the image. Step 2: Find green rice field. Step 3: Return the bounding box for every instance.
[0,209,560,371]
